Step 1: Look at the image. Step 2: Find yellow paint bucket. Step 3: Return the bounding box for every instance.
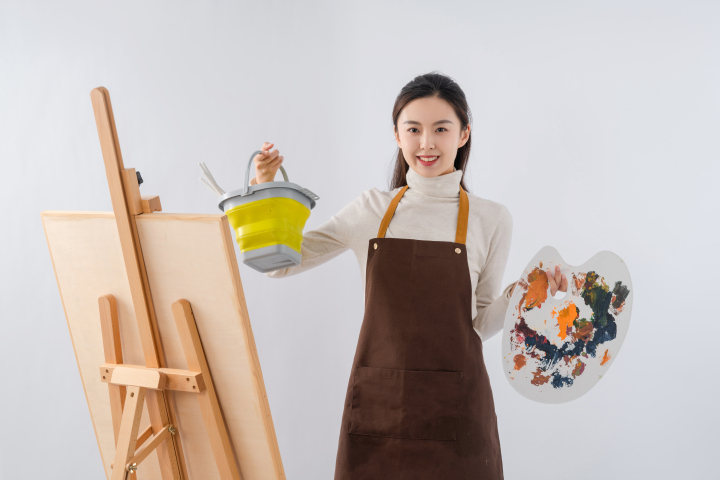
[218,150,319,273]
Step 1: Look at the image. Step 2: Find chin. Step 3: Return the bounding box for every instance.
[416,163,453,176]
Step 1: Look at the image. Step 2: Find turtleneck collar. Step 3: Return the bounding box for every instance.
[406,165,463,198]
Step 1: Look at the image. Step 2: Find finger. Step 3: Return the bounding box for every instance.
[267,148,280,159]
[560,274,568,292]
[258,145,273,158]
[256,143,273,158]
[546,270,556,293]
[259,155,283,173]
[257,149,279,165]
[267,155,283,169]
[554,265,562,285]
[254,153,271,167]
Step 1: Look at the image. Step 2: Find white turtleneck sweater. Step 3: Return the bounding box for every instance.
[265,166,514,343]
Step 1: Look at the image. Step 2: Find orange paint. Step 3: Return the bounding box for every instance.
[524,267,549,310]
[571,272,586,296]
[601,349,611,365]
[531,368,551,386]
[513,354,527,371]
[572,359,586,378]
[553,302,578,341]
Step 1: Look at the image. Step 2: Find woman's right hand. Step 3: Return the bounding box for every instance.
[251,142,284,185]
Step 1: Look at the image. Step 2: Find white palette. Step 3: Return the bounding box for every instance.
[501,246,633,404]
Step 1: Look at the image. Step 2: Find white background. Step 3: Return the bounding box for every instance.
[1,1,717,478]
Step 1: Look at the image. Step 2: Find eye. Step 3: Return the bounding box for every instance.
[407,127,447,133]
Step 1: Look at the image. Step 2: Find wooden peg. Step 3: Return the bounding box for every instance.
[141,195,162,213]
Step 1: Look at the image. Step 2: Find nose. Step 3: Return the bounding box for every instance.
[420,132,435,150]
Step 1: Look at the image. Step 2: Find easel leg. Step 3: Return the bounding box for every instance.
[112,386,146,480]
[172,300,242,480]
[147,390,183,479]
[99,294,126,444]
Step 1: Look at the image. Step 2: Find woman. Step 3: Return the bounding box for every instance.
[250,72,567,479]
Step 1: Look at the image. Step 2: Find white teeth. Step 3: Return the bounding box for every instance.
[418,156,438,162]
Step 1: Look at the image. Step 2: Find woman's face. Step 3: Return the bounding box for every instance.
[394,95,470,178]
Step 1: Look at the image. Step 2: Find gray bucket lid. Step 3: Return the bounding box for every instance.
[217,149,320,212]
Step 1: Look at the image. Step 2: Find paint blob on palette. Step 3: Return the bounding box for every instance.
[501,246,633,404]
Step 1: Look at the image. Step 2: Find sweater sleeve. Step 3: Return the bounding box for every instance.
[472,206,514,342]
[264,192,367,278]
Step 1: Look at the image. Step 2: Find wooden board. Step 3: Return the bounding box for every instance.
[42,211,285,480]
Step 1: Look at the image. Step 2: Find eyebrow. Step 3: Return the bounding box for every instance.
[402,119,454,125]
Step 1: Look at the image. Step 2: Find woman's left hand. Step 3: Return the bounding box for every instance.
[546,265,568,296]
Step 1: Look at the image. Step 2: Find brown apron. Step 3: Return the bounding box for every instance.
[333,184,504,479]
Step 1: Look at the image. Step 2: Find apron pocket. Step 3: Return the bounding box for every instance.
[349,365,463,441]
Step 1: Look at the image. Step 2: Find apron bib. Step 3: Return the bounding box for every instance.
[334,184,504,479]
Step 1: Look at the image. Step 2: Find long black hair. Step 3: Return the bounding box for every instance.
[390,71,472,192]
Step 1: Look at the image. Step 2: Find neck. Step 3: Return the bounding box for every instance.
[405,165,463,198]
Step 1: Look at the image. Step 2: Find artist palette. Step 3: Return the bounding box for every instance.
[501,246,633,404]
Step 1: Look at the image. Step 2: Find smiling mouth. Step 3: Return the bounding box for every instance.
[417,155,439,165]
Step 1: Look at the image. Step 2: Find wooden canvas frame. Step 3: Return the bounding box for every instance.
[41,87,286,480]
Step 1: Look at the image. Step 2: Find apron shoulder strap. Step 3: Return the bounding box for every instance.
[456,187,469,245]
[376,185,409,240]
[377,184,470,245]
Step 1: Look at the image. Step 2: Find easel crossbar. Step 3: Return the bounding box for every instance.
[100,364,205,393]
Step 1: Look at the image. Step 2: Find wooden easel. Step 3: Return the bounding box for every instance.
[88,87,238,480]
[43,86,284,480]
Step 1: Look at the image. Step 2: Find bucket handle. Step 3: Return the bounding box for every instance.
[243,150,289,195]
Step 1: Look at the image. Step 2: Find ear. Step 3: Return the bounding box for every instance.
[393,125,401,147]
[458,124,471,148]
